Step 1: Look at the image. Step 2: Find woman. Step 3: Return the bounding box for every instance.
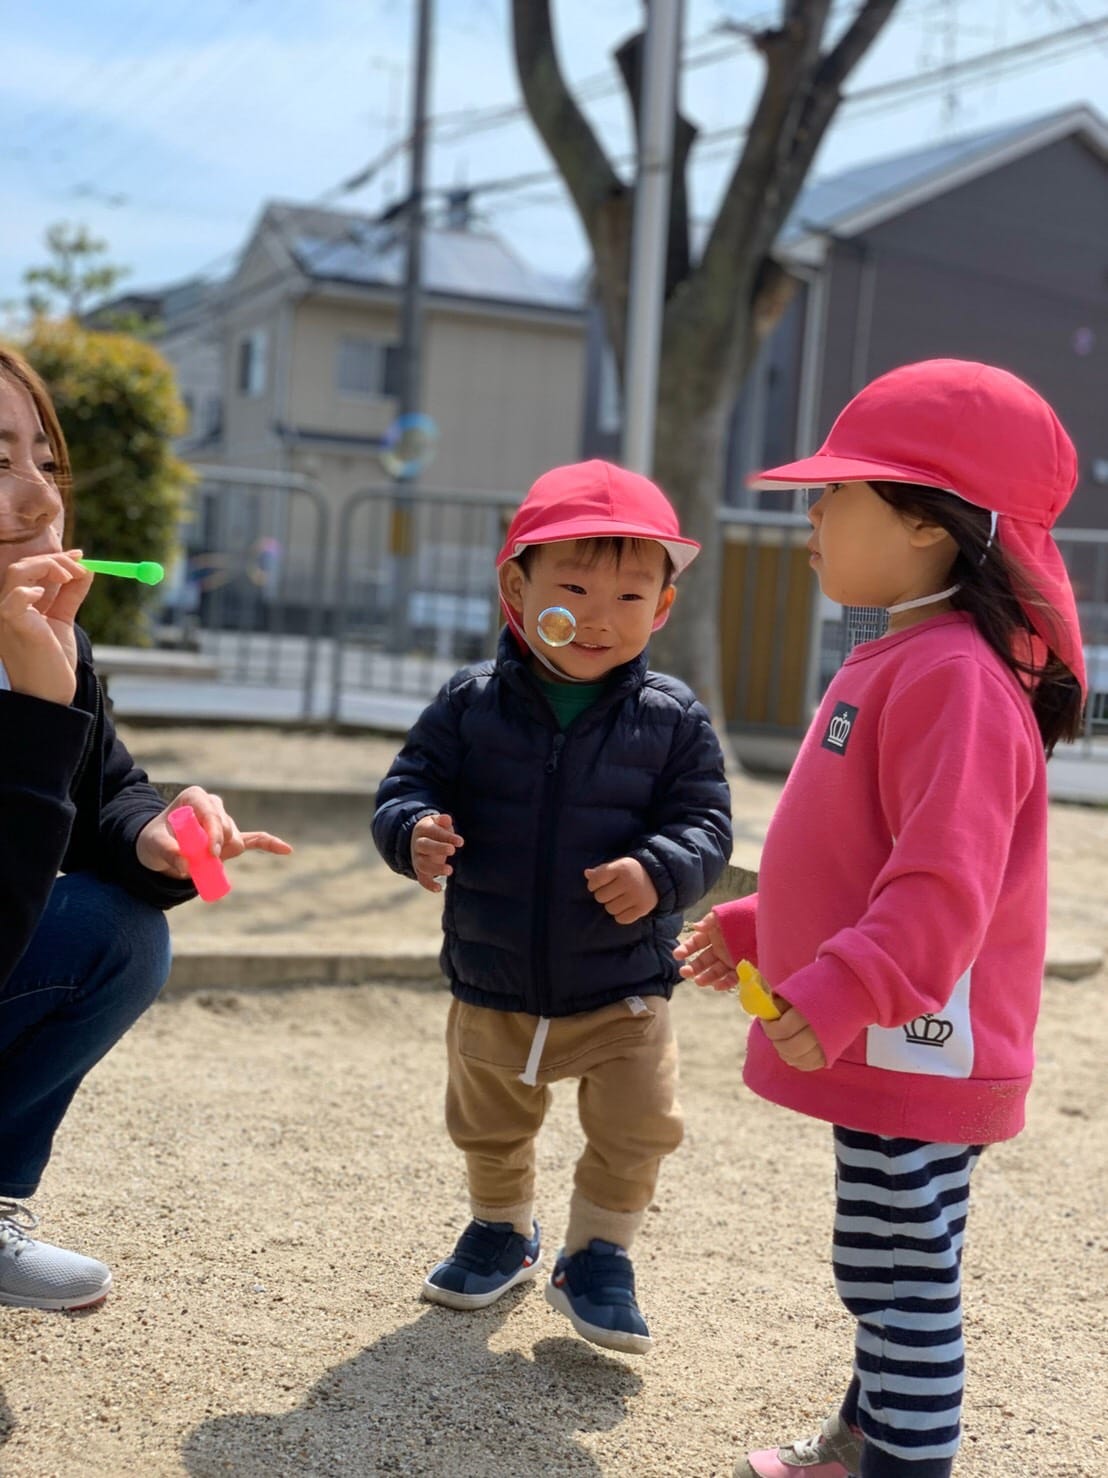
[0,345,290,1311]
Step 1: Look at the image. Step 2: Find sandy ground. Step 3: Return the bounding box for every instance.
[1,724,1105,1477]
[123,724,1108,961]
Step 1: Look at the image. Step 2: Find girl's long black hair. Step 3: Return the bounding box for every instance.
[871,481,1084,757]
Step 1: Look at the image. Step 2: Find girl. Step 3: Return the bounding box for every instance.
[0,345,290,1311]
[676,359,1085,1478]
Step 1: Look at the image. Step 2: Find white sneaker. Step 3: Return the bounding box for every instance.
[0,1201,112,1311]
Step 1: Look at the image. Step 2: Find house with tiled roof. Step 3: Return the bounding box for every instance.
[157,196,586,503]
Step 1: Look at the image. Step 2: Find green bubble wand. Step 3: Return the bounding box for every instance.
[79,559,166,585]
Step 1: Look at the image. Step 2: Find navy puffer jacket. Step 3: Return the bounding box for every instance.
[373,630,732,1017]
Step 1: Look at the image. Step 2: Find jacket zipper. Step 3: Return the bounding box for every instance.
[530,729,566,1016]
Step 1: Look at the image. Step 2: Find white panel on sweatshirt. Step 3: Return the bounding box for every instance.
[865,965,975,1077]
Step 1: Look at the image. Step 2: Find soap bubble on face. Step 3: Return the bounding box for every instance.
[537,605,576,647]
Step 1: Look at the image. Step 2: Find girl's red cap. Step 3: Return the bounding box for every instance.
[750,359,1086,692]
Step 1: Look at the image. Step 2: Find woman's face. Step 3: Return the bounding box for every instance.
[0,377,66,595]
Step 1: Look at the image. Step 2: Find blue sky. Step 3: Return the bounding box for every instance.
[4,0,1107,307]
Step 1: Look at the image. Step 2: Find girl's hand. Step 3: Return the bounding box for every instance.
[763,1007,826,1072]
[136,785,293,878]
[0,549,92,706]
[674,909,735,990]
[584,857,658,925]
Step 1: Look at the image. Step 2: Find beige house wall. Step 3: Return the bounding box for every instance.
[220,239,287,471]
[423,308,584,495]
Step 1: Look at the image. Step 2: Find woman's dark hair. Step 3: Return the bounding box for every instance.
[871,480,1084,756]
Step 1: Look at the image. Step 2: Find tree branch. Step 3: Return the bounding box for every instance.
[511,0,634,359]
[614,29,697,300]
[773,0,900,231]
[817,0,899,93]
[674,0,897,371]
[694,4,831,311]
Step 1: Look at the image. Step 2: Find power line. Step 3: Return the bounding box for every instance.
[151,12,1108,337]
[81,0,349,206]
[18,0,243,159]
[472,11,1107,195]
[1038,0,1108,58]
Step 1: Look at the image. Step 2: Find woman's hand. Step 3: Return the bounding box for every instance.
[0,549,92,706]
[136,785,293,878]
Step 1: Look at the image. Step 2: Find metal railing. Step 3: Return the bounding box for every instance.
[327,485,518,722]
[159,465,329,718]
[1056,529,1108,755]
[155,472,1108,758]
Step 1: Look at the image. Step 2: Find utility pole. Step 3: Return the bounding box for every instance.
[388,0,433,651]
[621,0,683,476]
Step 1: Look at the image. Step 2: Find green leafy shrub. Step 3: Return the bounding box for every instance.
[21,320,193,645]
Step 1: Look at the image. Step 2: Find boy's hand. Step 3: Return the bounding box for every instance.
[411,812,463,893]
[135,785,293,878]
[0,549,92,706]
[673,909,735,990]
[584,857,658,925]
[763,1006,826,1072]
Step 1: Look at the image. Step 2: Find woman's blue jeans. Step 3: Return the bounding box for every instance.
[0,873,171,1199]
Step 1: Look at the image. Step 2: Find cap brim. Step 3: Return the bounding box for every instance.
[505,518,700,576]
[748,452,957,492]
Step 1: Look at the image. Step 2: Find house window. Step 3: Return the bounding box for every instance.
[237,328,268,397]
[337,336,401,397]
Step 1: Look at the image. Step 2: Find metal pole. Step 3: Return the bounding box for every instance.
[621,0,683,475]
[388,0,433,651]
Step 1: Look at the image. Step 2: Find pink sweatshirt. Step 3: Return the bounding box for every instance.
[716,613,1047,1144]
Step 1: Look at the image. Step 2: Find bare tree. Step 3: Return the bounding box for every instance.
[512,1,899,717]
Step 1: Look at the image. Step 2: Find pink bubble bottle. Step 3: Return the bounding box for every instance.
[168,805,232,902]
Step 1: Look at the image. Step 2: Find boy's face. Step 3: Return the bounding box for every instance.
[500,539,675,683]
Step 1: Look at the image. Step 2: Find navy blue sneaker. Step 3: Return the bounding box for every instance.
[421,1219,541,1310]
[545,1239,652,1354]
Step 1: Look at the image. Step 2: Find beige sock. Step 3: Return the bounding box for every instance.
[470,1197,534,1239]
[564,1191,645,1255]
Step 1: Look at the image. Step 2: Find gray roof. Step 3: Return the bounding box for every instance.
[780,105,1108,251]
[265,202,583,314]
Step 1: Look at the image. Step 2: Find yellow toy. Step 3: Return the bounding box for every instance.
[736,960,781,1021]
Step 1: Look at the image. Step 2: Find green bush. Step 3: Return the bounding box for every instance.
[21,320,193,645]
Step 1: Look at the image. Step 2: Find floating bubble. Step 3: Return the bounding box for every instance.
[380,412,439,480]
[537,606,576,647]
[1072,327,1095,356]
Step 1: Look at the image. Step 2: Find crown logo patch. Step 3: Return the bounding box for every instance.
[903,1013,955,1047]
[821,701,859,755]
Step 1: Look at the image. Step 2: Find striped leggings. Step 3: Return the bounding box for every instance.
[832,1127,983,1478]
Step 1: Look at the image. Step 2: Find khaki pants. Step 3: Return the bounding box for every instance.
[444,995,683,1253]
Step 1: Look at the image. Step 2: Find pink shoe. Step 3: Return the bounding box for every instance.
[733,1413,863,1478]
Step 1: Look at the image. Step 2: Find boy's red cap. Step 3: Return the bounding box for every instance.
[497,460,699,640]
[497,460,699,576]
[749,359,1086,692]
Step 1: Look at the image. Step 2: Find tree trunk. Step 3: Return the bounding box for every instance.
[649,376,738,722]
[509,0,901,733]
